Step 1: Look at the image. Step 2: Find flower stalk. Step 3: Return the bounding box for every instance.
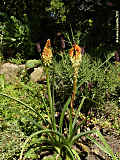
[69,43,82,111]
[42,39,56,130]
[42,39,53,115]
[71,68,78,111]
[46,66,55,128]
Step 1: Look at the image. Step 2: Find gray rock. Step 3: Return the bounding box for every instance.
[0,62,46,84]
[19,64,25,70]
[0,63,25,84]
[30,67,46,82]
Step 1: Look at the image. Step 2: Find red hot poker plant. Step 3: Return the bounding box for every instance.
[69,43,82,111]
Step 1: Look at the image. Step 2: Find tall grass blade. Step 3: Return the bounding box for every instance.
[46,67,56,131]
[59,97,71,133]
[89,130,117,159]
[71,149,81,160]
[64,145,75,160]
[71,130,97,144]
[96,130,114,154]
[68,108,73,137]
[87,135,117,160]
[72,96,86,130]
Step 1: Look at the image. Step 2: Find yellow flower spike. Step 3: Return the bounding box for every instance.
[42,39,53,66]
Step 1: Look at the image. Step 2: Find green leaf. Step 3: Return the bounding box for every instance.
[71,149,81,160]
[87,136,109,155]
[71,130,97,144]
[0,93,46,123]
[59,97,71,134]
[87,130,117,159]
[64,145,75,160]
[96,131,114,154]
[25,60,41,69]
[68,108,73,138]
[72,96,86,130]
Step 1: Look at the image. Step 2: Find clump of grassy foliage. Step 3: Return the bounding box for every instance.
[0,40,120,159]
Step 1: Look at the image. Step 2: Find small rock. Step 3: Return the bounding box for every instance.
[0,63,25,84]
[18,64,25,70]
[0,63,19,83]
[30,67,46,82]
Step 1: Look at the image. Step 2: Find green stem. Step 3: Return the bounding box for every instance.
[71,68,78,111]
[46,67,56,131]
[46,67,53,114]
[52,67,55,109]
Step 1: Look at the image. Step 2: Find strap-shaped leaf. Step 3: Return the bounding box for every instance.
[59,97,71,134]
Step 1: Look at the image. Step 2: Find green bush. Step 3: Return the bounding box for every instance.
[0,13,34,59]
[47,52,119,112]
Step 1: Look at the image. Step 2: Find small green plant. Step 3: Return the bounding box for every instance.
[7,53,25,64]
[0,122,26,160]
[0,13,34,58]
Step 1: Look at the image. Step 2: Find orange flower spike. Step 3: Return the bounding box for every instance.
[69,43,82,68]
[69,43,82,113]
[69,44,82,57]
[42,39,53,66]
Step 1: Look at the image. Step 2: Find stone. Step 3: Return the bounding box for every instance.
[30,67,46,82]
[19,64,25,70]
[0,63,25,84]
[0,62,46,84]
